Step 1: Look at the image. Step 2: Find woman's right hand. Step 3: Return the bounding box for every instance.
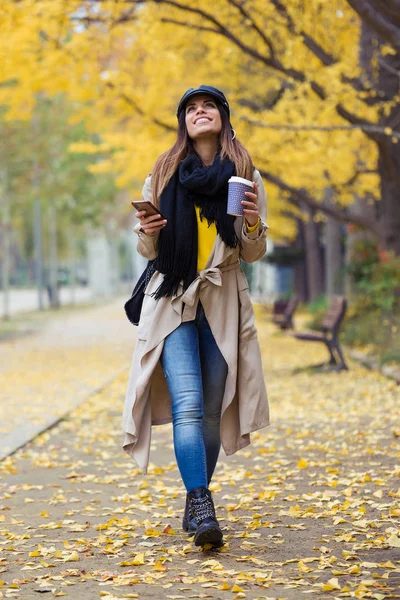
[136,211,167,236]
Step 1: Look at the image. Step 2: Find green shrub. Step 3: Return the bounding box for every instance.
[344,239,400,364]
[305,295,329,329]
[302,240,400,364]
[347,239,400,314]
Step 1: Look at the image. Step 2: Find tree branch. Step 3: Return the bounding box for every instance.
[242,116,400,140]
[160,18,220,36]
[258,167,381,235]
[335,103,381,141]
[238,82,293,112]
[151,0,383,133]
[378,56,400,79]
[105,84,176,132]
[226,0,276,59]
[157,3,286,73]
[269,0,337,66]
[346,0,400,51]
[375,0,400,27]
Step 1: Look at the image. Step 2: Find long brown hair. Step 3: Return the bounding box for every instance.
[151,104,253,206]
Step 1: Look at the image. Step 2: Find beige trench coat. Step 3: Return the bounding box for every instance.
[123,169,270,473]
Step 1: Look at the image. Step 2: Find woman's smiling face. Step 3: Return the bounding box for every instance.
[185,94,222,141]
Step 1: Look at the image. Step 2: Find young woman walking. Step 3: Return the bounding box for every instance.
[123,85,270,548]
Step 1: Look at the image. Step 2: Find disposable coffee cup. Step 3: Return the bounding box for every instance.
[227,176,254,216]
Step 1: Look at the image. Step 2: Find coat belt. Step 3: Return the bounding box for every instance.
[180,261,240,321]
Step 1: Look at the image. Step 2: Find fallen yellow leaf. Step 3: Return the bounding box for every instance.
[63,551,79,562]
[322,577,341,592]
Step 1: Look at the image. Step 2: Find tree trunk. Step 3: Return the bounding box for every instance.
[293,218,308,302]
[69,226,77,305]
[304,206,324,302]
[360,22,400,254]
[33,198,45,310]
[326,215,344,297]
[344,196,376,300]
[48,204,60,308]
[1,171,10,320]
[378,137,400,254]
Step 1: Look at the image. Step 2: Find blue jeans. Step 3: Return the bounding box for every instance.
[160,305,228,492]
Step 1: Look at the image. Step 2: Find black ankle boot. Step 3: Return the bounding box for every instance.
[182,496,197,532]
[187,487,223,547]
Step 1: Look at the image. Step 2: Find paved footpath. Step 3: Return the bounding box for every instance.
[0,288,93,318]
[0,306,399,599]
[0,299,136,459]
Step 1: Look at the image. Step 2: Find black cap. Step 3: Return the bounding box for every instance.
[177,85,230,119]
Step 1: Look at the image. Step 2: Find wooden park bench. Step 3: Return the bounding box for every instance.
[290,295,348,371]
[272,295,298,330]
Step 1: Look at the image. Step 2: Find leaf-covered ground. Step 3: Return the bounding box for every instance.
[0,301,135,457]
[0,306,399,599]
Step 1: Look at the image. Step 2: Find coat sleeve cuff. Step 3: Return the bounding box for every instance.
[242,218,269,240]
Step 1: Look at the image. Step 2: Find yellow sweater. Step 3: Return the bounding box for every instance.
[195,206,259,271]
[195,206,217,271]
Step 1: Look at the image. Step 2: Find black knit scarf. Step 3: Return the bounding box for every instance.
[153,153,238,299]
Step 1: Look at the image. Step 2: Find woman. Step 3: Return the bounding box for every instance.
[123,85,270,548]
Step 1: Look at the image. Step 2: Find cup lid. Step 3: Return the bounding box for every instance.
[228,176,253,187]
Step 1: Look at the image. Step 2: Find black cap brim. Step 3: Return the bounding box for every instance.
[177,85,230,118]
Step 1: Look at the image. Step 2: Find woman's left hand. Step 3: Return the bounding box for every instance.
[242,182,259,227]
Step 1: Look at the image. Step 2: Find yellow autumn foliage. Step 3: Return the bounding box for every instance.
[0,0,392,240]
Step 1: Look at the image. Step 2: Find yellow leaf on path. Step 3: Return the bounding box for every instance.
[131,552,145,565]
[163,524,176,534]
[387,534,400,547]
[120,553,146,567]
[347,565,361,574]
[232,584,244,592]
[342,550,357,560]
[40,560,53,567]
[322,578,341,592]
[201,559,223,569]
[380,561,396,568]
[154,559,167,571]
[144,528,162,537]
[288,505,301,516]
[297,458,308,469]
[218,582,230,590]
[63,551,79,562]
[298,561,313,573]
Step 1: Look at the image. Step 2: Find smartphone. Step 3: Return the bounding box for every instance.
[131,200,166,221]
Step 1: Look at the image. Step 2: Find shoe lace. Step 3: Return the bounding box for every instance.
[189,494,215,523]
